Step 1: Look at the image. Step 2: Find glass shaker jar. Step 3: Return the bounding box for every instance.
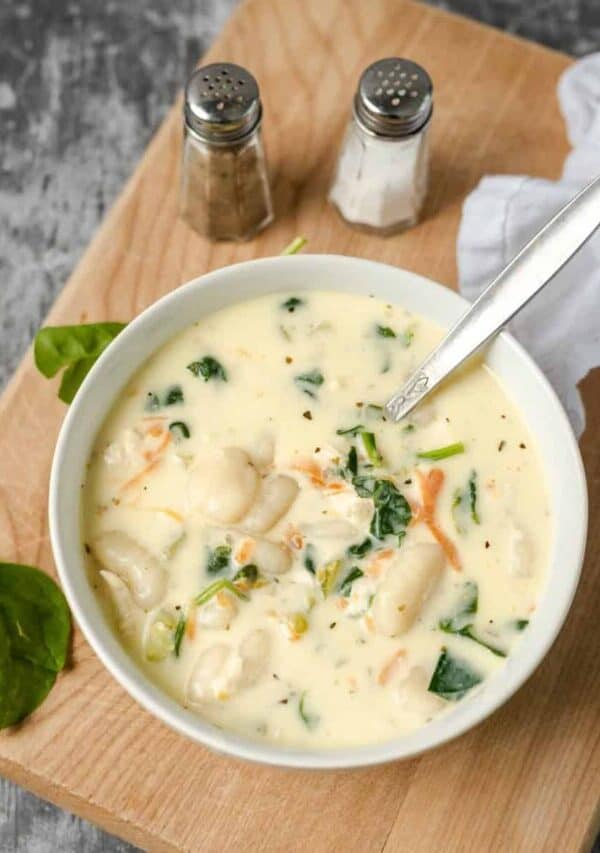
[180,63,274,241]
[329,58,433,235]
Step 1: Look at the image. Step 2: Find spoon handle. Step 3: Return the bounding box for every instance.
[385,173,600,422]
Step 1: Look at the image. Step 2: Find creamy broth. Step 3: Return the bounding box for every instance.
[83,291,550,748]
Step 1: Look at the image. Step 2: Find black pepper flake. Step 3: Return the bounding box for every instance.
[315,447,321,453]
[84,543,91,554]
[278,698,289,704]
[485,541,490,549]
[445,417,450,423]
[404,478,412,485]
[329,622,337,629]
[355,401,363,407]
[285,356,293,364]
[501,414,507,419]
[498,440,506,452]
[303,410,313,420]
[519,442,527,449]
[272,673,280,680]
[175,605,181,610]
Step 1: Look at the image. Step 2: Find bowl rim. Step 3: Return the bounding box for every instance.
[49,254,588,770]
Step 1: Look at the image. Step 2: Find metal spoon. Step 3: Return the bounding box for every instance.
[385,174,600,422]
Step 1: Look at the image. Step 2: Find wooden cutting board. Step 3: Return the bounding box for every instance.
[1,1,599,850]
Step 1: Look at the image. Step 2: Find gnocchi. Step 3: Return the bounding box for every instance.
[84,290,549,749]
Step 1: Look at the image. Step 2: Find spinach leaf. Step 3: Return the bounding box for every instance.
[34,322,126,404]
[299,691,319,730]
[347,538,373,558]
[346,446,358,477]
[428,649,482,701]
[448,626,507,658]
[0,563,71,729]
[294,369,324,398]
[417,442,465,461]
[164,385,184,405]
[468,471,480,523]
[439,581,478,632]
[340,567,364,596]
[281,236,307,255]
[303,544,316,575]
[281,296,305,312]
[187,356,228,382]
[439,582,506,657]
[147,385,184,411]
[336,424,365,437]
[400,329,414,347]
[206,544,231,575]
[376,325,396,338]
[370,480,412,543]
[232,564,259,586]
[452,471,480,532]
[514,619,529,631]
[173,614,186,658]
[169,420,191,441]
[352,474,377,498]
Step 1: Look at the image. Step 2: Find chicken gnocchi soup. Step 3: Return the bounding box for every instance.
[83,291,549,748]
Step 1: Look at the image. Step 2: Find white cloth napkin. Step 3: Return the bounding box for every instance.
[457,53,600,438]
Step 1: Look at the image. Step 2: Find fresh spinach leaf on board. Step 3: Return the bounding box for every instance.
[428,648,482,701]
[0,563,71,729]
[34,322,127,404]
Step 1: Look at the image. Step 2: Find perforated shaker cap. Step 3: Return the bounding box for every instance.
[354,58,433,137]
[184,63,262,143]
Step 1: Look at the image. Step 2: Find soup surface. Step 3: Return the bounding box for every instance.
[83,291,550,748]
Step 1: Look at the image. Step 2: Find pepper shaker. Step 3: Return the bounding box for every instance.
[329,58,433,235]
[180,63,274,241]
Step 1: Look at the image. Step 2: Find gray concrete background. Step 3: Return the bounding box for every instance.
[1,0,599,850]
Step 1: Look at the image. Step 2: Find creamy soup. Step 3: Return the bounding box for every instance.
[83,291,550,749]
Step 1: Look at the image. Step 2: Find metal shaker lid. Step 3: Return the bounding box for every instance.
[354,58,433,137]
[184,63,261,143]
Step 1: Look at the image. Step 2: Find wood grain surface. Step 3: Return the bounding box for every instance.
[1,1,598,850]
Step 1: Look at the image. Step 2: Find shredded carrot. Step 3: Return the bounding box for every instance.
[378,649,406,685]
[142,415,168,421]
[142,429,171,461]
[366,548,394,578]
[235,538,256,564]
[336,598,349,611]
[120,430,171,492]
[415,469,461,570]
[120,458,161,492]
[186,606,196,640]
[364,614,376,634]
[324,481,348,492]
[292,458,326,487]
[216,590,231,607]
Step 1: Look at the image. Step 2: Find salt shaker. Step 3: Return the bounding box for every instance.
[180,63,274,241]
[329,58,433,235]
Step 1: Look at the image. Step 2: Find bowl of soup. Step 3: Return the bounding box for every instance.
[49,254,587,768]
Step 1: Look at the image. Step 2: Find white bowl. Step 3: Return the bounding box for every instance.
[49,255,587,769]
